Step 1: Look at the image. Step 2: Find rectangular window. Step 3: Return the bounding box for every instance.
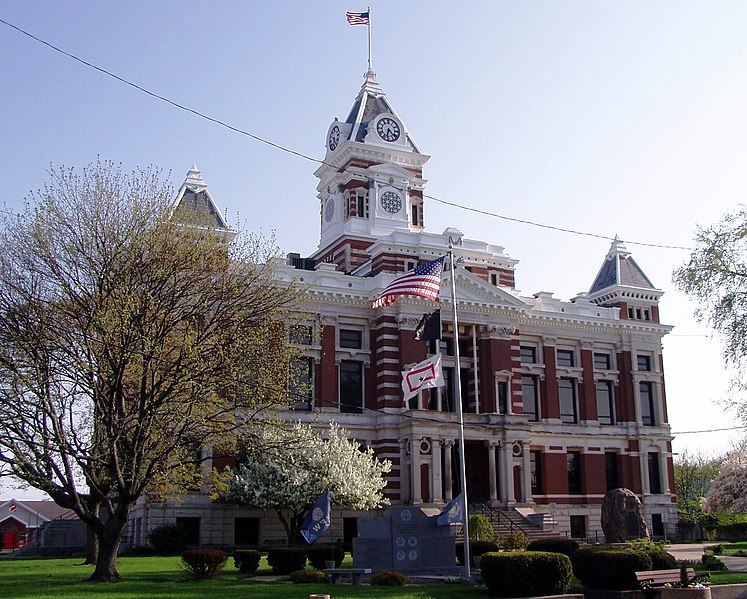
[343,517,358,544]
[530,450,543,494]
[340,360,363,414]
[175,517,200,547]
[339,329,362,349]
[289,324,313,345]
[651,514,664,537]
[411,204,419,226]
[637,355,652,371]
[593,352,611,370]
[234,517,260,546]
[605,452,619,491]
[559,378,577,424]
[640,381,656,425]
[522,375,539,421]
[289,357,314,410]
[569,515,586,539]
[596,381,614,425]
[648,452,662,494]
[520,346,537,364]
[557,349,575,368]
[567,451,582,494]
[497,380,509,414]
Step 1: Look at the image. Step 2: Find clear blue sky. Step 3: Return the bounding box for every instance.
[2,2,746,497]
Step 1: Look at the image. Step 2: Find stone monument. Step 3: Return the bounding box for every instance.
[601,488,649,543]
[353,506,460,574]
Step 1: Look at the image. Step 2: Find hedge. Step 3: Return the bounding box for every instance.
[481,551,572,598]
[266,547,307,574]
[456,540,500,565]
[181,549,228,580]
[306,545,345,569]
[233,549,261,574]
[572,548,652,590]
[526,537,579,557]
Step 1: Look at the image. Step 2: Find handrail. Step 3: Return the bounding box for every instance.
[468,502,530,537]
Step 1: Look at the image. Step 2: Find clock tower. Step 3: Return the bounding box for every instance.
[313,70,430,272]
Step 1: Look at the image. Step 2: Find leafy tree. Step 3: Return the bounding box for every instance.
[674,208,747,404]
[228,422,391,545]
[0,161,301,581]
[674,450,722,524]
[704,448,747,515]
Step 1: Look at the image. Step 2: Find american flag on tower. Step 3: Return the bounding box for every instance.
[346,11,370,25]
[372,256,445,309]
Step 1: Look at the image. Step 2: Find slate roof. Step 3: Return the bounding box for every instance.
[589,238,656,294]
[173,166,231,231]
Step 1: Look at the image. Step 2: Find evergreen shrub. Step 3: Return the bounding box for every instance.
[267,547,307,574]
[527,537,580,557]
[702,553,728,571]
[499,531,530,550]
[481,551,572,598]
[306,545,345,569]
[455,540,500,565]
[181,549,228,580]
[290,568,329,583]
[233,549,261,574]
[572,548,652,590]
[370,570,407,586]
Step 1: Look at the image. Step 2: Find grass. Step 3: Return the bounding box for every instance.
[0,555,489,599]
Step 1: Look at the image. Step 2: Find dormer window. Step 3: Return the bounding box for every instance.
[345,189,369,219]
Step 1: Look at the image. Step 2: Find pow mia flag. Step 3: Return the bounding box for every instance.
[414,309,441,341]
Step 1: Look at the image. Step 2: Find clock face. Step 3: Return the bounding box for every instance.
[324,197,335,222]
[376,117,401,142]
[328,125,340,151]
[380,191,402,214]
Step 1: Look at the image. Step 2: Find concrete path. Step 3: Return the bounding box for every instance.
[666,543,747,573]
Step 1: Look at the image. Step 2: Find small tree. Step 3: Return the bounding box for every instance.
[228,422,391,545]
[674,450,722,525]
[0,161,301,581]
[704,448,747,515]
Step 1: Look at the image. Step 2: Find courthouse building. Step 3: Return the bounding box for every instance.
[127,69,677,547]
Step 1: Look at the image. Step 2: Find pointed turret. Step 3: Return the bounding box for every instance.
[587,237,662,322]
[173,166,233,235]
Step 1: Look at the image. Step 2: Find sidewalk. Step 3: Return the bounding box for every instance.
[666,543,747,573]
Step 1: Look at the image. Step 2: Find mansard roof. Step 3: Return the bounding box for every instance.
[588,237,656,295]
[343,70,420,152]
[173,166,231,232]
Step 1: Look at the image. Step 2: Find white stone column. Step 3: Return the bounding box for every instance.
[487,441,498,506]
[640,446,650,495]
[472,324,480,413]
[412,437,422,505]
[500,443,514,505]
[443,440,454,501]
[522,445,532,503]
[432,438,443,503]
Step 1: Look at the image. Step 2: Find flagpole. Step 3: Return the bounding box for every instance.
[367,6,373,70]
[448,239,471,581]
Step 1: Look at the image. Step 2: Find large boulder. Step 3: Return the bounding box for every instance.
[601,488,649,543]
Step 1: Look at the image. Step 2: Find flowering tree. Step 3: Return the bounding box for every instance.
[704,449,747,514]
[228,422,391,545]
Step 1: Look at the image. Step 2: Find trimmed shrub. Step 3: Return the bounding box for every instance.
[469,514,496,542]
[646,549,678,570]
[306,545,345,569]
[572,547,652,590]
[527,537,579,557]
[148,524,189,555]
[181,549,229,580]
[481,551,572,598]
[370,570,407,586]
[713,523,747,542]
[456,540,500,565]
[499,531,529,550]
[233,549,261,574]
[290,569,329,584]
[702,553,728,571]
[267,547,307,574]
[710,544,724,555]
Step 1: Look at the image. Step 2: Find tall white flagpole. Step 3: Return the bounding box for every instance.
[448,238,471,580]
[367,6,373,70]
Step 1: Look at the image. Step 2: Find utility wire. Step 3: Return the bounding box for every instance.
[0,17,696,252]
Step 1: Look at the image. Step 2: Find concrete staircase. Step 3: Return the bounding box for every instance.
[468,503,561,542]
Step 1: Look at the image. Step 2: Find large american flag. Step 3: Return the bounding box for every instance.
[346,11,370,25]
[372,256,445,308]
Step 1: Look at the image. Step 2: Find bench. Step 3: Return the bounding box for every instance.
[636,568,708,598]
[323,568,371,585]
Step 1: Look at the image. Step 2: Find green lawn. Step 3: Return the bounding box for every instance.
[0,556,489,599]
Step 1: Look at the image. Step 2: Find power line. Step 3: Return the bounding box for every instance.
[0,17,696,253]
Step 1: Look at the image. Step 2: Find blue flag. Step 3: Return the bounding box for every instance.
[300,490,331,544]
[436,493,464,526]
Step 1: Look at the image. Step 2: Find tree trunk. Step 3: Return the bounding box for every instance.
[86,506,128,582]
[82,501,100,565]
